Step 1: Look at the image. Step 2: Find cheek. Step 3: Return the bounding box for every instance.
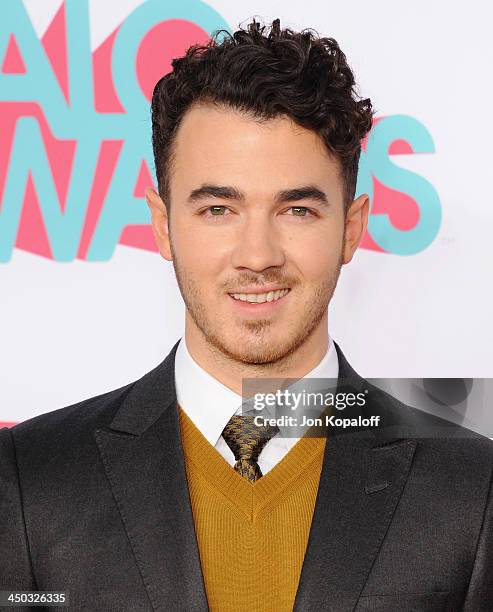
[283,228,343,278]
[171,218,230,273]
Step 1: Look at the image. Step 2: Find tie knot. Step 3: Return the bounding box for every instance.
[221,414,279,463]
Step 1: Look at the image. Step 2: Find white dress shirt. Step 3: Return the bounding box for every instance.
[174,336,339,475]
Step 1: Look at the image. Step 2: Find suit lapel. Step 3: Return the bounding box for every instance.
[93,338,416,611]
[293,343,418,611]
[95,341,208,612]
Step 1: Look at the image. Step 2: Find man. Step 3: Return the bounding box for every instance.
[1,19,492,612]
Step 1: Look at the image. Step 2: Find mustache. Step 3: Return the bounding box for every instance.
[223,272,299,292]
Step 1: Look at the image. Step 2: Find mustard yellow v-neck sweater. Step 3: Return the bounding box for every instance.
[178,406,327,612]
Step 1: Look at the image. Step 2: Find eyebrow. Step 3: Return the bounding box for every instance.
[275,186,329,206]
[188,184,243,202]
[187,184,330,206]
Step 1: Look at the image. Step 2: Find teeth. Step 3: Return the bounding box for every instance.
[230,289,290,303]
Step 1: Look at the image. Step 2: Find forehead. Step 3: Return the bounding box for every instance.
[169,103,343,200]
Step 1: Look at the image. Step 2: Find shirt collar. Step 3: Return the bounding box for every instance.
[174,335,339,447]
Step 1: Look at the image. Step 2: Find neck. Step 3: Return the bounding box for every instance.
[184,317,329,395]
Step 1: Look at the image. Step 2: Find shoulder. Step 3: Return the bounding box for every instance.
[11,381,134,440]
[367,380,493,473]
[4,343,179,472]
[334,341,493,459]
[0,382,135,498]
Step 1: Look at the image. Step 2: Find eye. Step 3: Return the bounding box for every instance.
[200,205,229,217]
[287,206,312,217]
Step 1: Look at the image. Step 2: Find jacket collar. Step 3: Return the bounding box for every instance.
[109,338,376,437]
[109,340,181,435]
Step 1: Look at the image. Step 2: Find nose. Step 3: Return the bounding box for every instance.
[230,213,285,272]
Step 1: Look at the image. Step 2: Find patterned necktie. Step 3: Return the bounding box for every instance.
[221,414,280,483]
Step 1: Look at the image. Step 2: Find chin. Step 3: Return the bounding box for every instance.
[221,333,291,365]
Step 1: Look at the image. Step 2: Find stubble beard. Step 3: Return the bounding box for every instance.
[170,239,344,367]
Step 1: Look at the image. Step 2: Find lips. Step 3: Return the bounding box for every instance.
[229,288,290,304]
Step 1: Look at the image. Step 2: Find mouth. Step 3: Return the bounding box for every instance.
[228,288,290,304]
[228,287,291,318]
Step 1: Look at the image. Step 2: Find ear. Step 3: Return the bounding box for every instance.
[342,194,370,265]
[145,187,172,261]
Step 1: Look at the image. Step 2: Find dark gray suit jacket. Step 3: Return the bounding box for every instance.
[1,341,492,611]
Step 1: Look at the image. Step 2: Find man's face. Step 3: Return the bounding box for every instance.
[149,104,365,365]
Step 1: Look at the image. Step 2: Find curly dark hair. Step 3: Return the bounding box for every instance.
[151,18,373,210]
